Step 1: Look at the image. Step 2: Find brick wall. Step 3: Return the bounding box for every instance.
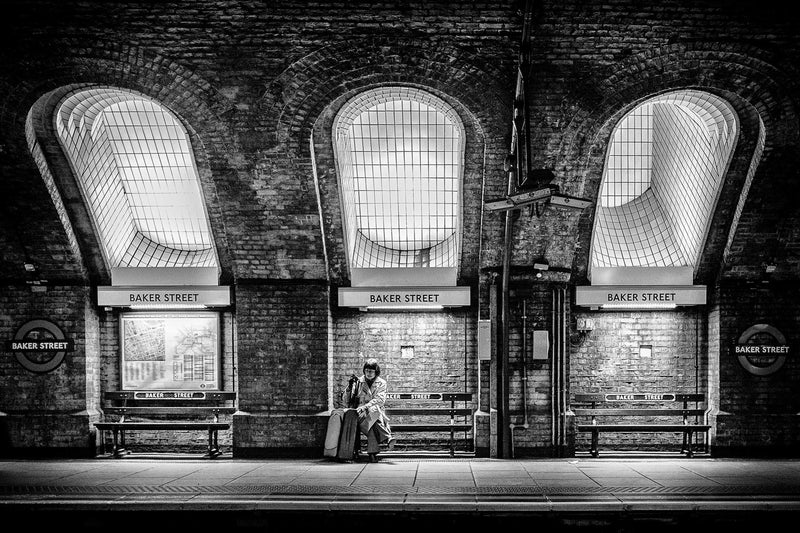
[331,307,477,450]
[233,283,330,455]
[95,310,236,454]
[570,308,708,452]
[1,0,800,457]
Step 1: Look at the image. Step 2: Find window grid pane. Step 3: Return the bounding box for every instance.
[592,90,738,270]
[334,87,464,269]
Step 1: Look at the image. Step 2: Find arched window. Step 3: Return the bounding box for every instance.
[590,90,738,281]
[333,87,464,285]
[52,87,217,274]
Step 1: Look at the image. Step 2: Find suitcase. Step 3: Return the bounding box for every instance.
[336,408,359,461]
[323,408,345,458]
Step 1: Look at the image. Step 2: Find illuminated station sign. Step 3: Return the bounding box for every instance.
[97,286,231,307]
[575,285,706,309]
[338,286,471,309]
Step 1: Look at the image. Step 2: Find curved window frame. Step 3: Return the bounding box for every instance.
[590,90,739,284]
[49,86,218,284]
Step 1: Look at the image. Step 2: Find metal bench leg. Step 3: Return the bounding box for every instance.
[449,399,456,457]
[686,431,694,458]
[207,429,215,458]
[591,429,599,458]
[112,428,125,458]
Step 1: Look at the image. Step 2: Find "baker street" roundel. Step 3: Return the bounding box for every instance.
[734,324,790,376]
[7,319,74,373]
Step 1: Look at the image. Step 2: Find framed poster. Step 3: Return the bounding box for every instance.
[120,312,220,390]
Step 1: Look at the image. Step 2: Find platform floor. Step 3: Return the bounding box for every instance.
[2,453,799,531]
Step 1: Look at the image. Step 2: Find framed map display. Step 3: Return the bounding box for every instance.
[120,312,220,390]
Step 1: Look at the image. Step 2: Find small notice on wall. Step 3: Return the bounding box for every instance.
[532,330,549,360]
[477,319,491,361]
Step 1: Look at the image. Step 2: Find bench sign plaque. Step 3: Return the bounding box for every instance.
[604,393,675,402]
[5,319,74,373]
[134,391,207,400]
[734,324,790,376]
[387,393,443,400]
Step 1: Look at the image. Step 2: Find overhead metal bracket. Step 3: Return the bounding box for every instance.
[485,186,592,212]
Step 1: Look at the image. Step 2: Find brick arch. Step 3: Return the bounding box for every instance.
[261,37,512,285]
[551,42,799,284]
[6,46,238,284]
[261,36,511,158]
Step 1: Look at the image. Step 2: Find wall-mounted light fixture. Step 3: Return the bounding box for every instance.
[601,303,677,310]
[359,305,444,312]
[129,304,208,310]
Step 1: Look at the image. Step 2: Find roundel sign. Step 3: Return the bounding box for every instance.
[5,319,74,373]
[734,324,790,376]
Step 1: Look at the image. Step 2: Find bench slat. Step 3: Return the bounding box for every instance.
[95,422,230,430]
[104,407,237,416]
[577,424,711,432]
[385,408,473,416]
[573,393,706,403]
[385,392,473,402]
[104,391,236,401]
[572,409,706,417]
[391,424,472,432]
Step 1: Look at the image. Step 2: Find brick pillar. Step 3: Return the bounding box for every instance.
[232,283,330,457]
[0,286,100,458]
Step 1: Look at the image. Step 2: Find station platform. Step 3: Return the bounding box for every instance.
[2,453,799,531]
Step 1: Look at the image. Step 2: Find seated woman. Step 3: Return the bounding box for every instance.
[343,358,396,462]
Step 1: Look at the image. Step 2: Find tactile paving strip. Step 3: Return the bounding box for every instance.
[1,484,799,496]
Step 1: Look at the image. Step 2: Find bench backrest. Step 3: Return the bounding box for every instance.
[384,392,474,417]
[104,391,236,402]
[102,391,237,423]
[386,392,472,402]
[573,392,705,404]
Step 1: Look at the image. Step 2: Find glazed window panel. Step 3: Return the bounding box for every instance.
[53,87,217,269]
[591,90,739,272]
[334,87,465,269]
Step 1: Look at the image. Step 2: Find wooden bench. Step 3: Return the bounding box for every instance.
[95,390,236,458]
[384,392,474,457]
[572,392,711,457]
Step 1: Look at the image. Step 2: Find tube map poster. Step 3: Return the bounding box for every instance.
[121,313,219,390]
